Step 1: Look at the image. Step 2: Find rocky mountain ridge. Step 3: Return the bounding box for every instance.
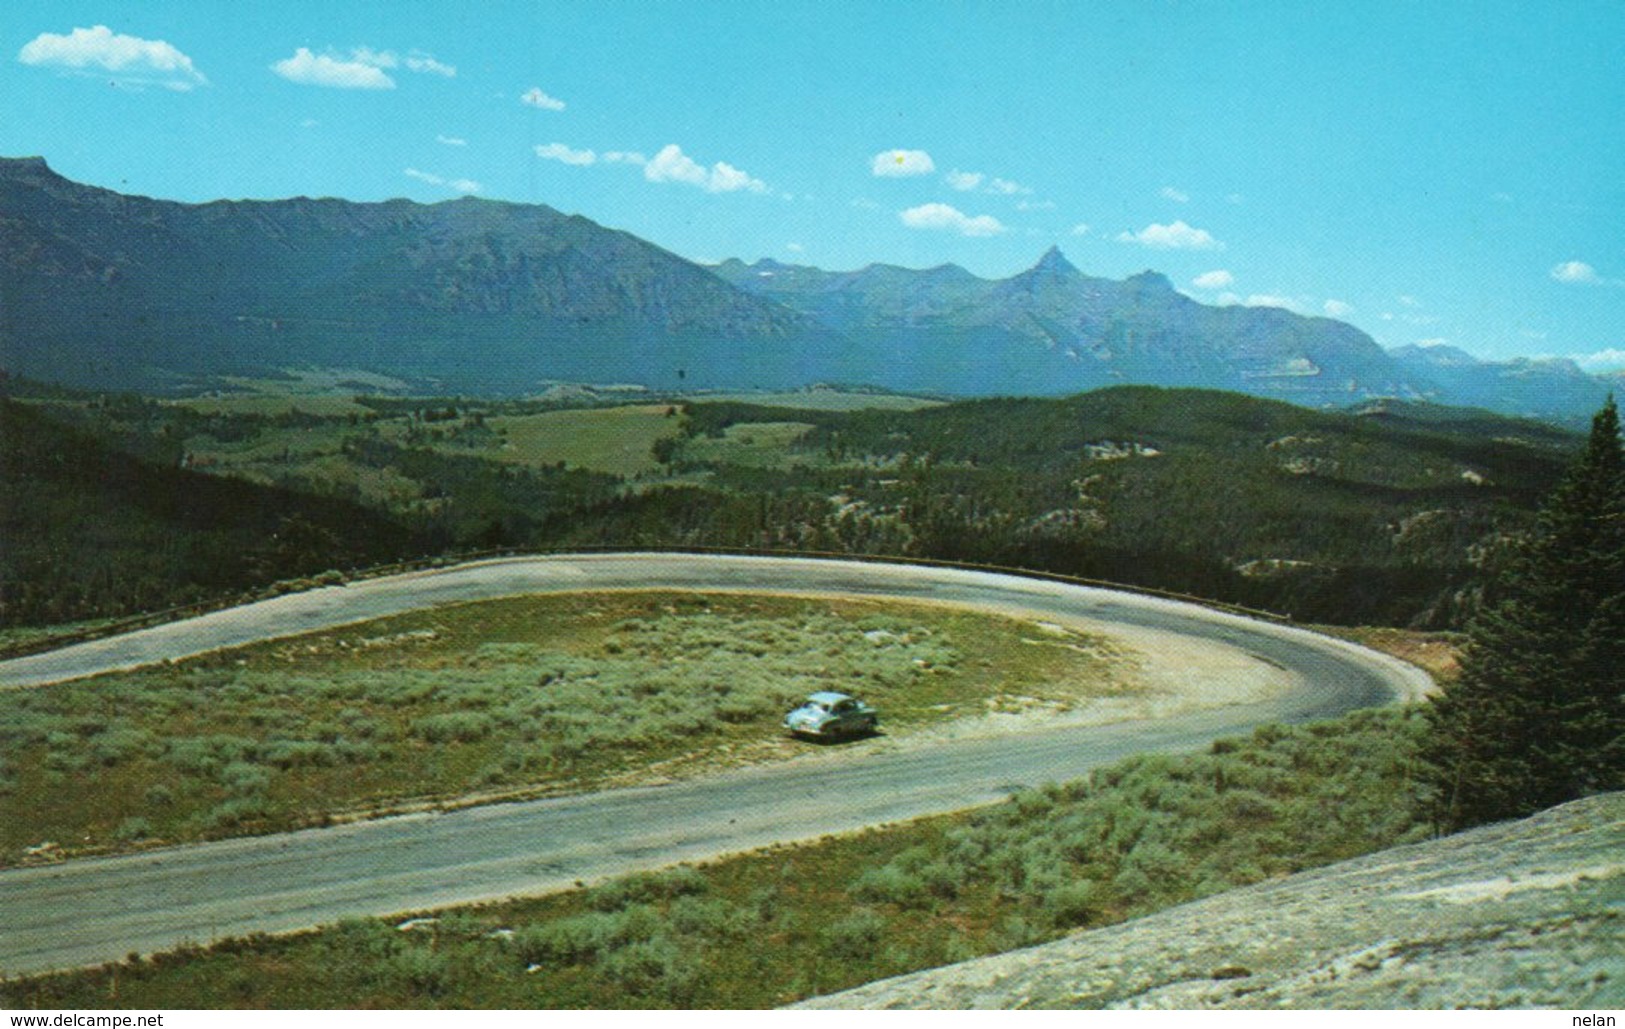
[1,157,1614,423]
[0,156,833,393]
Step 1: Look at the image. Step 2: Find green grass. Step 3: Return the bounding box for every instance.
[481,405,685,476]
[0,617,133,658]
[180,421,358,481]
[170,394,376,418]
[0,592,1128,865]
[174,402,685,501]
[702,389,944,412]
[679,421,818,468]
[0,706,1429,1008]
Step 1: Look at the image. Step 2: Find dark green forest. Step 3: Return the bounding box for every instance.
[0,398,418,625]
[582,389,1573,625]
[1421,396,1624,830]
[0,382,1578,631]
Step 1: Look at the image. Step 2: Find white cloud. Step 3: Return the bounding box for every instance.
[1245,294,1305,313]
[1571,347,1625,370]
[1192,269,1234,289]
[1416,337,1450,348]
[644,144,709,188]
[345,47,454,77]
[786,242,805,253]
[404,168,479,193]
[1116,220,1223,250]
[1070,223,1090,236]
[535,142,596,166]
[1205,291,1321,315]
[348,46,397,69]
[872,149,935,177]
[437,134,467,147]
[405,53,455,77]
[1323,299,1355,318]
[645,144,767,193]
[945,168,1034,197]
[521,87,565,111]
[899,203,1005,238]
[707,161,761,193]
[1160,186,1190,203]
[987,177,1031,195]
[1398,294,1422,307]
[1551,260,1601,284]
[603,151,647,165]
[19,24,207,90]
[1017,199,1056,211]
[273,48,394,89]
[1381,310,1438,326]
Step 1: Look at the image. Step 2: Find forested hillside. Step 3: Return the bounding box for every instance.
[0,398,419,625]
[577,389,1574,625]
[0,384,1578,630]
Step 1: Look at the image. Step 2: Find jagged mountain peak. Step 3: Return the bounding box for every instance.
[999,246,1082,296]
[3,159,1614,423]
[1030,245,1078,276]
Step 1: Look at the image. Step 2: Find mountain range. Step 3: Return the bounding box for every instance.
[0,156,1614,423]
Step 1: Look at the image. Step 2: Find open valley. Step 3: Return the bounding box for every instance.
[4,5,1623,1008]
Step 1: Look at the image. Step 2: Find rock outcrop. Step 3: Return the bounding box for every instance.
[799,792,1624,1009]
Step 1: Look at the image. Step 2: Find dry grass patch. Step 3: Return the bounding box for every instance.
[1311,625,1464,684]
[0,592,1128,865]
[1,707,1428,1009]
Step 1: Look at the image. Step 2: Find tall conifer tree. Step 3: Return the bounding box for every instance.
[1423,396,1624,831]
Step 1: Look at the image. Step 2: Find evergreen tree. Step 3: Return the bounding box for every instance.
[1422,396,1625,831]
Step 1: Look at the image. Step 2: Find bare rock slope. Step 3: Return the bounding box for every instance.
[800,792,1624,1009]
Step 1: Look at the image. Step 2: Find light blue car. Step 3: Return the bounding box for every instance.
[784,691,878,738]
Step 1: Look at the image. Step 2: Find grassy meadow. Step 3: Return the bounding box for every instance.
[479,405,684,477]
[0,706,1430,1008]
[0,591,1130,865]
[171,394,377,418]
[701,389,944,412]
[676,421,819,469]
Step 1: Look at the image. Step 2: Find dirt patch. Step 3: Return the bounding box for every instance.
[1312,625,1462,685]
[877,612,1298,749]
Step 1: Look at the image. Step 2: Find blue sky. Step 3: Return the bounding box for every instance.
[4,1,1622,369]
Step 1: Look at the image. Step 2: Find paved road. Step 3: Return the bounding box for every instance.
[0,554,1431,977]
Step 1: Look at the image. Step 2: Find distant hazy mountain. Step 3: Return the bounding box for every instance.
[0,157,1614,422]
[0,156,839,392]
[1389,343,1614,426]
[714,248,1416,403]
[714,252,1618,422]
